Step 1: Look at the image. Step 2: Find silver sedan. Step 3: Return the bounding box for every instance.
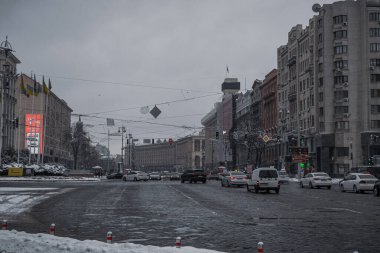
[221,172,248,187]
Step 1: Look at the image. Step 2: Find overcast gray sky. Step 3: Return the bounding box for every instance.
[0,0,332,154]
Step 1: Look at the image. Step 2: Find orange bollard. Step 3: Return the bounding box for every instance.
[2,220,7,230]
[107,231,112,243]
[175,237,182,248]
[49,223,56,235]
[257,241,264,253]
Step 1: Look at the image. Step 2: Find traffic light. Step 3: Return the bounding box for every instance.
[368,157,373,166]
[299,162,305,168]
[215,131,219,140]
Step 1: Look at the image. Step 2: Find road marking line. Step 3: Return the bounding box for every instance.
[325,207,362,214]
[167,185,218,216]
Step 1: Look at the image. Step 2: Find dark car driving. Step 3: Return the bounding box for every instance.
[181,169,207,183]
[106,172,123,179]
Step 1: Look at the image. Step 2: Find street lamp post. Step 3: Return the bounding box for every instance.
[118,126,126,172]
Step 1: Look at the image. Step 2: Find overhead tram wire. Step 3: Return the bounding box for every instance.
[85,93,221,116]
[34,73,221,94]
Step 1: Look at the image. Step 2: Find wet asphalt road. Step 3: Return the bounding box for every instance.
[2,179,380,253]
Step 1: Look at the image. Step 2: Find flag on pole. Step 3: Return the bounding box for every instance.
[33,74,39,96]
[226,65,229,74]
[20,74,29,97]
[48,78,52,90]
[42,76,49,94]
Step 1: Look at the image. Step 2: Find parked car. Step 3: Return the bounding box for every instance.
[161,171,171,181]
[278,170,290,184]
[247,167,280,193]
[374,181,380,196]
[122,171,149,181]
[149,172,161,180]
[220,171,248,187]
[106,172,123,179]
[170,172,181,181]
[181,169,207,183]
[300,172,332,189]
[339,173,378,193]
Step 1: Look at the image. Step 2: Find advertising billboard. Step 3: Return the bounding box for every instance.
[25,114,44,155]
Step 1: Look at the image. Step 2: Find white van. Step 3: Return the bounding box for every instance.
[246,167,280,193]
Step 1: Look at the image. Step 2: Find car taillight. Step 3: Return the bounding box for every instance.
[230,176,236,180]
[243,176,247,179]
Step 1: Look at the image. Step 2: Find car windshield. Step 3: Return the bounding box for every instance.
[259,170,278,178]
[358,175,376,179]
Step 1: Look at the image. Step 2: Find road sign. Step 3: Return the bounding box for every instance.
[262,135,270,143]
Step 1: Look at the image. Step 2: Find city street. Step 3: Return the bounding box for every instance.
[1,180,379,253]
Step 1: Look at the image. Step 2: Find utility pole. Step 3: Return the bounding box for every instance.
[107,129,110,173]
[118,126,126,172]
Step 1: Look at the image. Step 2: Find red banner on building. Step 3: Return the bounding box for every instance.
[25,114,44,155]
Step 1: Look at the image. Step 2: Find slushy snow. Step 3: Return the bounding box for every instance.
[0,230,224,253]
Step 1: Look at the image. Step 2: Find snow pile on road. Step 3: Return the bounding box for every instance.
[0,230,224,253]
[1,163,68,176]
[0,176,100,182]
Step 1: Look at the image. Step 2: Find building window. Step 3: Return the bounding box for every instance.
[318,63,323,72]
[334,30,347,39]
[370,28,380,37]
[371,120,380,128]
[371,89,380,98]
[310,94,314,106]
[370,59,380,67]
[319,78,323,86]
[334,90,348,100]
[371,74,380,82]
[369,12,380,21]
[335,106,349,115]
[336,147,349,157]
[320,122,325,131]
[370,43,380,52]
[318,33,323,43]
[334,45,348,54]
[335,121,349,130]
[334,76,348,84]
[320,107,324,116]
[371,105,380,114]
[318,48,323,57]
[334,60,348,69]
[319,92,324,102]
[333,15,348,24]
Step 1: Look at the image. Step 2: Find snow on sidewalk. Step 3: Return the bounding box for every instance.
[0,230,224,253]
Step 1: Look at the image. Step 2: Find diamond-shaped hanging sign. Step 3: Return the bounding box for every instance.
[150,105,161,118]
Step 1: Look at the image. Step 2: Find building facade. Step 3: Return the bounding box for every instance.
[260,69,279,167]
[175,133,205,170]
[277,0,380,176]
[15,74,73,166]
[0,40,20,157]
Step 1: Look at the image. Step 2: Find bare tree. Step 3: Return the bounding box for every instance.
[71,121,86,170]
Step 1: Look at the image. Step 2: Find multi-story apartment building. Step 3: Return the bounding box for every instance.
[202,78,240,170]
[175,133,205,170]
[235,90,252,168]
[278,0,380,176]
[15,74,73,166]
[0,39,20,157]
[260,69,279,167]
[201,105,218,169]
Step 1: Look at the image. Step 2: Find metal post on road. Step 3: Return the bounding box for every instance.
[118,126,126,172]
